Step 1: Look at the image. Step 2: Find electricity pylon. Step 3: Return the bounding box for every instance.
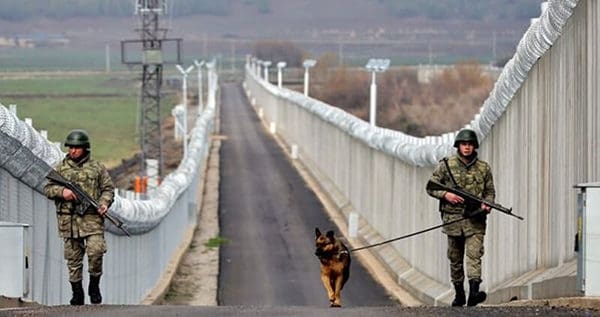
[121,0,182,178]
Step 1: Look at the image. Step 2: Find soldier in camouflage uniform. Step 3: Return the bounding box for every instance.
[426,129,495,307]
[44,129,114,306]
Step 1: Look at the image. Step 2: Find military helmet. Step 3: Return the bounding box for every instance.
[64,129,90,148]
[453,129,479,149]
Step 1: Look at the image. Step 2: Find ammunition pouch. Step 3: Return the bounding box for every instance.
[464,201,481,217]
[465,204,487,221]
[74,201,92,216]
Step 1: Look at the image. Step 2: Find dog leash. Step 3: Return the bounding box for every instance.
[350,211,483,252]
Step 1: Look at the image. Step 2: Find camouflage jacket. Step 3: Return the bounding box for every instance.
[44,153,115,238]
[426,153,495,236]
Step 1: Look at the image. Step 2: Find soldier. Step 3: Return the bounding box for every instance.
[44,129,115,305]
[426,129,494,307]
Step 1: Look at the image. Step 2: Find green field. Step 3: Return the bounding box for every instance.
[1,73,177,167]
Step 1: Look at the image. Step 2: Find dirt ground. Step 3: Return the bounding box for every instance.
[156,139,221,306]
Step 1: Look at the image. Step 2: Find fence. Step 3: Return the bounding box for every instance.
[0,67,219,305]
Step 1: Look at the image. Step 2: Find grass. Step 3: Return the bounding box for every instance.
[1,72,177,167]
[204,236,229,249]
[0,74,137,95]
[0,47,126,72]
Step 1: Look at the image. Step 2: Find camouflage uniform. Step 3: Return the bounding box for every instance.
[427,154,495,283]
[44,153,114,282]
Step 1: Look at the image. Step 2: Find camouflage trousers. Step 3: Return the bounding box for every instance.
[63,234,107,282]
[447,233,484,283]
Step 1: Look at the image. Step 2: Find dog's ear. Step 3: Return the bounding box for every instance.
[315,227,322,237]
[326,230,335,239]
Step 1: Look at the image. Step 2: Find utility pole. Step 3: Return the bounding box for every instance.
[230,40,236,73]
[492,31,497,63]
[121,0,182,178]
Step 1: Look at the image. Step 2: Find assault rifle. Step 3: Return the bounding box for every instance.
[46,169,131,236]
[426,180,524,221]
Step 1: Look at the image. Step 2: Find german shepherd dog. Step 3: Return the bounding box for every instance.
[314,227,351,307]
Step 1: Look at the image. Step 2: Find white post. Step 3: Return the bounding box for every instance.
[9,104,17,114]
[182,74,188,156]
[171,105,184,140]
[369,71,377,127]
[198,68,203,110]
[302,59,316,97]
[176,64,195,158]
[256,62,261,77]
[264,66,269,82]
[304,67,310,96]
[194,60,205,111]
[263,61,271,82]
[365,58,390,127]
[277,62,286,89]
[278,68,283,88]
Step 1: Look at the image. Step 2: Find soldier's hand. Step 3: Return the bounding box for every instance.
[62,188,77,201]
[444,192,464,204]
[97,204,108,216]
[481,203,492,213]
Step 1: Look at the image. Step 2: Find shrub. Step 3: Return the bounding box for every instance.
[313,61,494,137]
[253,41,305,67]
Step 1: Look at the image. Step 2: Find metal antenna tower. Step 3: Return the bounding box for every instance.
[121,0,182,178]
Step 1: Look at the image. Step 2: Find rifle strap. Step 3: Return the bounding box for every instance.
[442,157,459,187]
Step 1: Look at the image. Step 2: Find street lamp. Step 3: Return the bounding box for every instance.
[303,59,317,97]
[250,57,257,73]
[256,59,263,77]
[194,59,205,111]
[205,60,217,108]
[262,60,272,82]
[176,63,195,157]
[365,58,390,127]
[277,61,287,89]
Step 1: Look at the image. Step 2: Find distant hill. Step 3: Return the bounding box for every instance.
[0,0,543,22]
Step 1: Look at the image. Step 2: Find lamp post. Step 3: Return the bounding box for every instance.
[194,59,205,111]
[277,61,287,89]
[365,58,390,127]
[206,60,217,108]
[262,61,272,82]
[176,63,195,157]
[250,57,256,73]
[256,59,262,77]
[303,59,317,97]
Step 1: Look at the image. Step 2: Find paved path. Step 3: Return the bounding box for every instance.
[217,82,395,307]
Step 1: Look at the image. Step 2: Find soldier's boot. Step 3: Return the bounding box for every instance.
[451,281,466,306]
[467,279,487,306]
[69,281,84,306]
[88,275,102,304]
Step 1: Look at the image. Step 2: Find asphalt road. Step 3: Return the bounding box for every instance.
[217,82,395,307]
